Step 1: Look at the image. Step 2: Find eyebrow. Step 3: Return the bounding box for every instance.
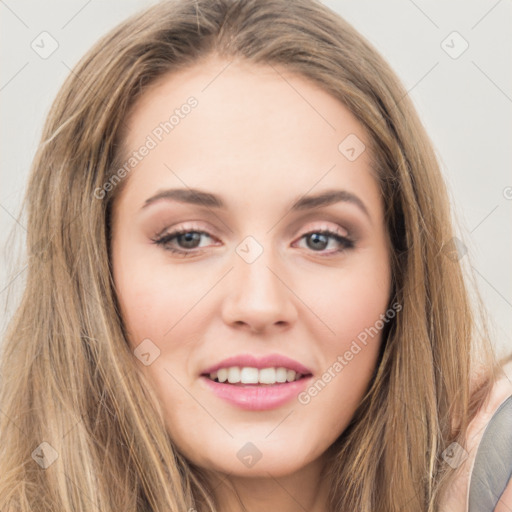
[142,188,370,219]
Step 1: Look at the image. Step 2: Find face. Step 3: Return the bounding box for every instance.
[111,56,391,478]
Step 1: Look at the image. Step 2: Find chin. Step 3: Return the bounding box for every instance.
[200,454,314,478]
[178,434,324,478]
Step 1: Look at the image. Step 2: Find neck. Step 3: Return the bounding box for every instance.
[205,454,330,512]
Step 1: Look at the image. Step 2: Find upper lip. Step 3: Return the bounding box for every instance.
[201,353,313,376]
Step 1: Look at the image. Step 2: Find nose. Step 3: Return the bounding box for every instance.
[221,247,298,334]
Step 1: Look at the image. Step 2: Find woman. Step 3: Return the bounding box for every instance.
[0,0,510,510]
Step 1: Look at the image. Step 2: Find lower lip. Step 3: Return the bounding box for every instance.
[200,376,312,411]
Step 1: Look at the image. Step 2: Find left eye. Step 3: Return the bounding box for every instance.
[294,230,354,253]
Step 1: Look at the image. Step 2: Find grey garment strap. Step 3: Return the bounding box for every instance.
[468,394,512,512]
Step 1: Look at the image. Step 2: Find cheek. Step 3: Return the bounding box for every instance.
[293,253,390,430]
[113,269,207,439]
[113,252,211,395]
[296,251,390,346]
[113,248,202,345]
[333,274,389,343]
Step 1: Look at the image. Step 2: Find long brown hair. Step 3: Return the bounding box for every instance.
[0,0,501,510]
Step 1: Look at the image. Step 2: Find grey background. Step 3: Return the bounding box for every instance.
[1,0,511,357]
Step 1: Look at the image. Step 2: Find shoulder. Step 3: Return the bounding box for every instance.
[439,360,512,512]
[493,478,512,512]
[469,390,512,511]
[472,359,512,512]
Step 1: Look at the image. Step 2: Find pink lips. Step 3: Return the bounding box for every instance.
[200,353,312,376]
[199,353,313,411]
[200,376,313,411]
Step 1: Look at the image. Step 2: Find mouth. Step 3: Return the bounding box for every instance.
[201,366,311,386]
[199,354,313,410]
[199,355,314,410]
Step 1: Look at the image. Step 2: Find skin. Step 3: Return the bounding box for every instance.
[111,56,392,512]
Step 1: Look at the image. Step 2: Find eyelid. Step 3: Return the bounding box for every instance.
[153,220,218,239]
[295,221,349,239]
[154,220,351,244]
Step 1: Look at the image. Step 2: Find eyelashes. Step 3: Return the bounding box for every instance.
[151,228,355,258]
[152,229,216,256]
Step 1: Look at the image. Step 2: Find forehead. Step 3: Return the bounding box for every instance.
[116,56,381,216]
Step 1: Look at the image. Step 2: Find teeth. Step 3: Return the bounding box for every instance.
[206,366,305,384]
[227,367,240,383]
[286,369,296,383]
[276,367,287,383]
[240,367,259,384]
[259,367,276,384]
